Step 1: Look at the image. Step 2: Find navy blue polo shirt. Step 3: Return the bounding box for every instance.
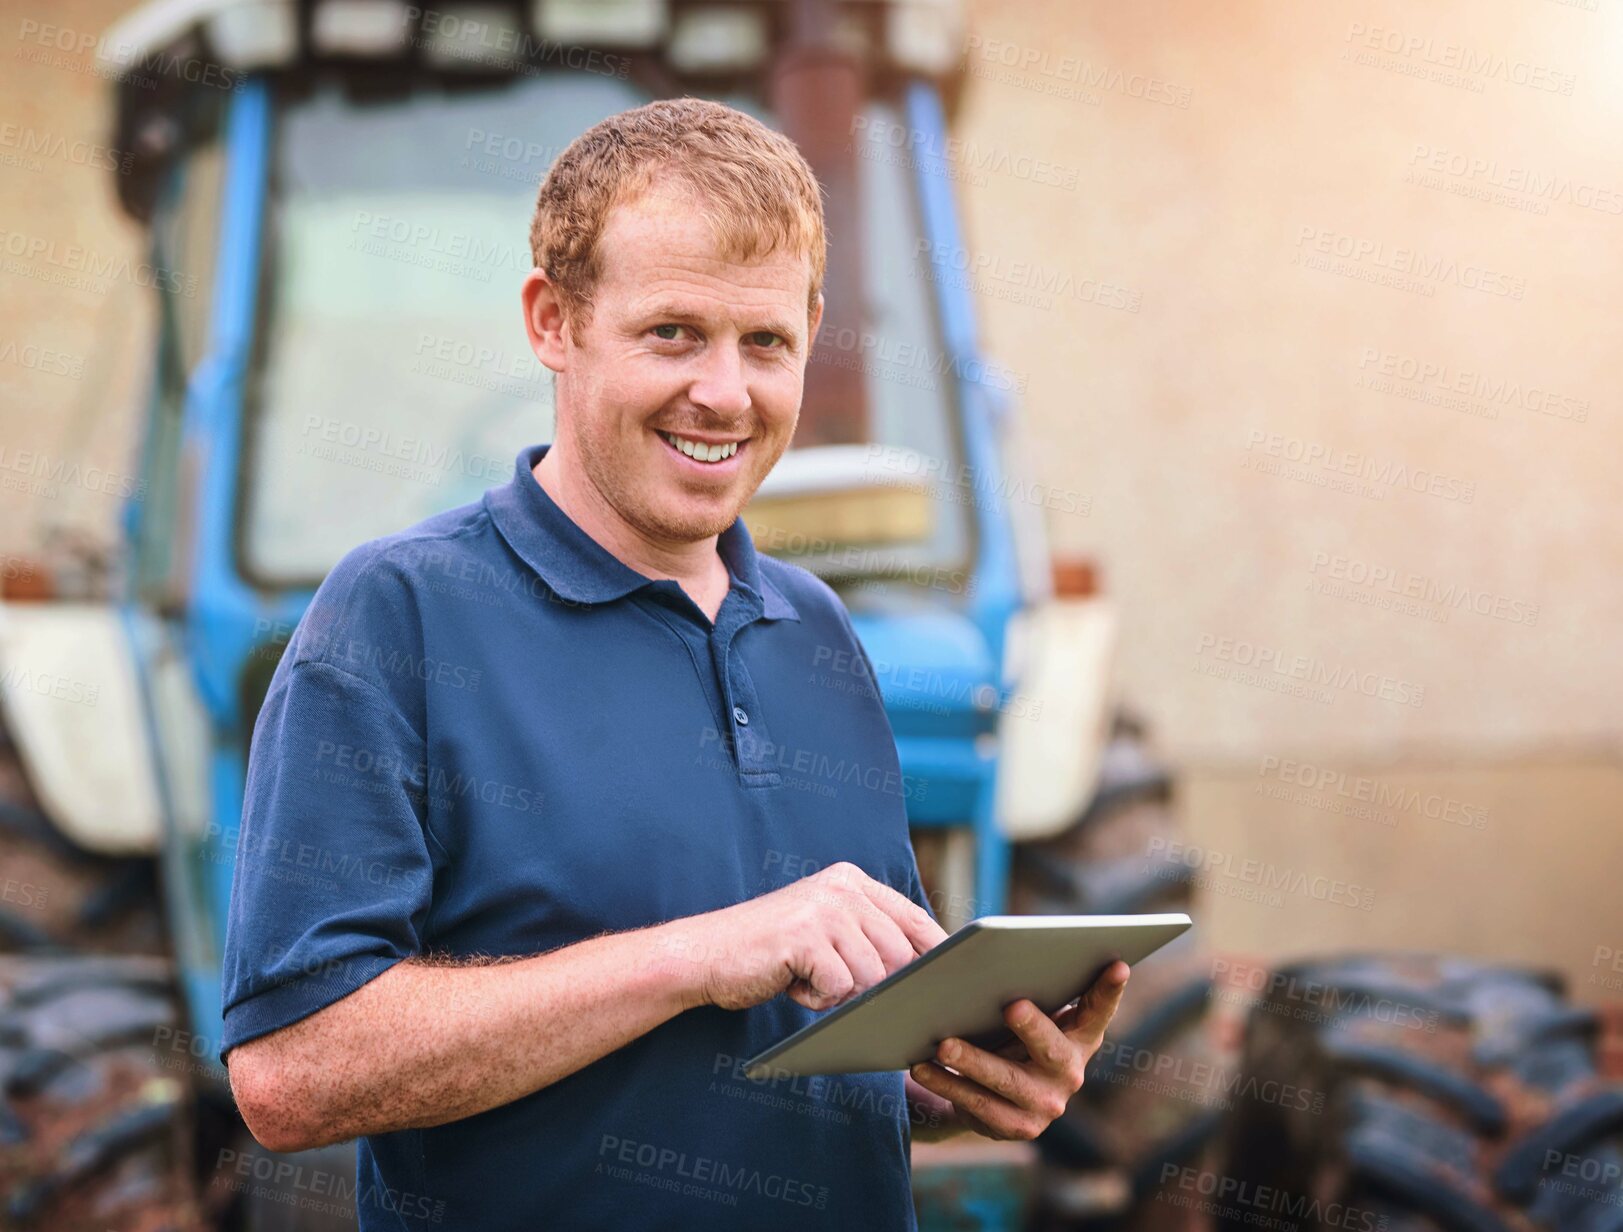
[221,443,938,1231]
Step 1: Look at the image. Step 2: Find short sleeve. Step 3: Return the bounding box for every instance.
[218,657,436,1061]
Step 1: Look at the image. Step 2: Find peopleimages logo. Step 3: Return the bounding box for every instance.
[1195,633,1426,708]
[15,18,247,91]
[0,227,201,297]
[1342,22,1577,95]
[1293,225,1525,300]
[1159,1164,1390,1231]
[214,1149,446,1223]
[1406,145,1623,216]
[852,115,1081,190]
[811,319,1027,394]
[403,8,631,78]
[596,1135,829,1210]
[1243,430,1475,503]
[0,665,101,708]
[0,340,87,379]
[1355,348,1588,423]
[913,240,1144,315]
[1148,837,1378,912]
[1256,756,1489,830]
[962,34,1194,108]
[699,726,927,802]
[1090,1036,1327,1114]
[1212,959,1443,1033]
[312,741,547,816]
[863,442,1086,516]
[0,123,134,173]
[1308,551,1538,627]
[710,1053,923,1125]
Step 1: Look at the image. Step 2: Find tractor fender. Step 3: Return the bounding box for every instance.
[0,602,162,855]
[995,596,1120,842]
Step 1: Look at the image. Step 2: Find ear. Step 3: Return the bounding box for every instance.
[807,291,825,350]
[522,268,571,373]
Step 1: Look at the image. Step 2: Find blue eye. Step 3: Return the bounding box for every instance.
[652,324,683,341]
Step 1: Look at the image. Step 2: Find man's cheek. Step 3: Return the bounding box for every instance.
[604,369,677,432]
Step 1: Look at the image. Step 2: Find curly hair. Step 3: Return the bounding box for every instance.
[528,97,826,329]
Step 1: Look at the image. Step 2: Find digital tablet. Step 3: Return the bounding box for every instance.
[742,913,1192,1080]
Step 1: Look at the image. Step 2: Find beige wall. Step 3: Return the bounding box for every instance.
[958,0,1621,764]
[954,0,1622,995]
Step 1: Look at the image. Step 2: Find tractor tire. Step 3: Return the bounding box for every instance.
[0,953,215,1230]
[0,719,165,955]
[1217,955,1623,1232]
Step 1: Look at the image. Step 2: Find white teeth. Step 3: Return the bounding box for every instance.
[659,431,739,463]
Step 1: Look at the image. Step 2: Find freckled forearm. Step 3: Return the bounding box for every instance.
[241,921,702,1149]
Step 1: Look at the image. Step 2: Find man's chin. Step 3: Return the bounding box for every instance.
[641,496,746,544]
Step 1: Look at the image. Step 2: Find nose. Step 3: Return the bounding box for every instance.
[687,339,752,419]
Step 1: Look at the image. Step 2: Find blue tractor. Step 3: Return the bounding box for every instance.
[0,1,1142,1227]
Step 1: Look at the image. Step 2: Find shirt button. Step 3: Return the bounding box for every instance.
[732,705,750,726]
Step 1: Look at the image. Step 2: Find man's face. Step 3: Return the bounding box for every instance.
[531,177,822,544]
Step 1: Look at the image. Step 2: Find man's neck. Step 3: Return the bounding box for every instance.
[533,442,730,619]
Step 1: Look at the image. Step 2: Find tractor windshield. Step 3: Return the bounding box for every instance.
[238,69,971,590]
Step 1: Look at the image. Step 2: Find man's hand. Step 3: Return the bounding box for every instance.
[907,961,1130,1141]
[663,861,949,1012]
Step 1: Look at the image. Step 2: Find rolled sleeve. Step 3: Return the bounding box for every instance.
[219,658,437,1061]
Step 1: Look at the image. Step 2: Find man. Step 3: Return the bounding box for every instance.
[222,97,1128,1230]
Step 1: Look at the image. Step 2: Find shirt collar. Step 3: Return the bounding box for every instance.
[485,443,799,621]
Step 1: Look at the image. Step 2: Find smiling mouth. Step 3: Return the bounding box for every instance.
[655,429,745,464]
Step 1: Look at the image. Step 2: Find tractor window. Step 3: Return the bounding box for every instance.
[239,71,968,587]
